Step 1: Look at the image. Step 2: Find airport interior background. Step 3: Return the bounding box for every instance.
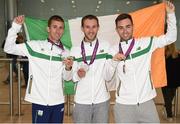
[0,0,180,123]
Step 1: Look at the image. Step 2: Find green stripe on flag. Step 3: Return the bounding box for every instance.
[24,17,72,49]
[24,17,48,40]
[62,21,72,49]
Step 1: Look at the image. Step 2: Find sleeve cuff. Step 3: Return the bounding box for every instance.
[12,22,22,33]
[167,12,175,18]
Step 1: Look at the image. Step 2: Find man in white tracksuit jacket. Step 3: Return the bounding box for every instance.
[4,15,72,123]
[70,15,111,123]
[105,1,177,123]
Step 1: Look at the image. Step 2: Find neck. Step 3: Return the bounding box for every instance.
[48,38,59,44]
[84,37,96,43]
[120,37,133,43]
[120,39,128,43]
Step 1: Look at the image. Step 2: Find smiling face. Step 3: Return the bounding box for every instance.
[81,18,99,42]
[47,20,64,43]
[116,18,133,41]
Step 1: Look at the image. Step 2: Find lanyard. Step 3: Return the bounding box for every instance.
[48,38,64,50]
[81,39,99,65]
[119,38,135,74]
[119,38,135,59]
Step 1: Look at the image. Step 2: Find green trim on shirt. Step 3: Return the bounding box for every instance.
[106,37,153,61]
[25,37,152,62]
[106,54,113,59]
[75,53,108,62]
[25,42,63,61]
[131,37,153,59]
[74,37,153,62]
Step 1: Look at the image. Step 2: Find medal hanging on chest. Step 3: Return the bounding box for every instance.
[119,38,135,74]
[81,39,99,66]
[47,38,65,59]
[48,38,64,50]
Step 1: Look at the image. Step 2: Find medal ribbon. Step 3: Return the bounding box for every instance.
[81,39,99,65]
[119,38,135,59]
[48,38,64,50]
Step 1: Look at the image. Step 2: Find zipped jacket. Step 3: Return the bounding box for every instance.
[70,39,111,104]
[105,13,177,105]
[4,22,71,106]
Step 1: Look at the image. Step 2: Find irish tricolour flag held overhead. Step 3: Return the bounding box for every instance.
[24,3,166,88]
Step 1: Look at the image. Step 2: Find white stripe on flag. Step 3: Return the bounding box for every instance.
[68,14,120,46]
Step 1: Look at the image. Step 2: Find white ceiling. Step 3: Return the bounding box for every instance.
[17,0,162,20]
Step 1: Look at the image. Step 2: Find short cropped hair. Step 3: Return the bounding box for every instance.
[48,15,64,27]
[115,13,133,26]
[81,15,99,27]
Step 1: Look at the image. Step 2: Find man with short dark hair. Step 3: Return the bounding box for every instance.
[70,15,111,123]
[4,15,72,123]
[105,1,177,123]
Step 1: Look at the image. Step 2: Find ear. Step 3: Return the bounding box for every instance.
[81,26,84,32]
[47,27,50,33]
[115,27,118,33]
[97,26,99,31]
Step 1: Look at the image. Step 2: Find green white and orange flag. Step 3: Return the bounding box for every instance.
[24,3,166,88]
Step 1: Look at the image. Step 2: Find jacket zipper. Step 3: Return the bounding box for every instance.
[117,80,121,96]
[105,81,108,92]
[92,65,94,104]
[131,56,139,105]
[47,44,53,105]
